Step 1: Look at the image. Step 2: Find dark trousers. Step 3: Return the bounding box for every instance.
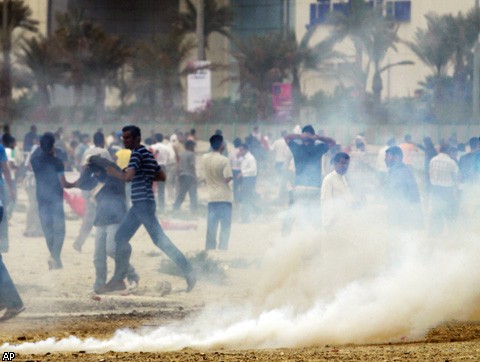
[232,170,241,205]
[206,202,232,250]
[0,185,9,253]
[240,176,256,222]
[173,175,197,212]
[112,201,192,281]
[156,165,166,212]
[0,254,23,309]
[38,199,65,264]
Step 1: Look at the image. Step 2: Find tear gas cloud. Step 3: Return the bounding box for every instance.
[2,202,480,354]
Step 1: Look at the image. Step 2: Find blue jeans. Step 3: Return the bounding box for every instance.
[0,254,23,309]
[94,224,138,290]
[112,201,192,281]
[38,199,65,264]
[206,202,232,250]
[0,185,9,253]
[240,176,256,222]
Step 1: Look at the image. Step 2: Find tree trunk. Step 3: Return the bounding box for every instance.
[0,44,11,122]
[94,79,105,124]
[291,67,301,120]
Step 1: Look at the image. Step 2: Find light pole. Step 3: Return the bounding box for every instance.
[196,0,205,61]
[0,0,9,123]
[474,37,480,120]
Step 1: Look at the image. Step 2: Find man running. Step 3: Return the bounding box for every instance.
[101,125,196,293]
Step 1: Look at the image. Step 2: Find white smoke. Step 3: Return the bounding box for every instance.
[2,204,480,354]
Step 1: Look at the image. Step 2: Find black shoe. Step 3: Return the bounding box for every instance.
[185,272,196,293]
[0,306,25,322]
[95,279,126,294]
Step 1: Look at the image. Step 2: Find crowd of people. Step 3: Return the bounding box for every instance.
[0,121,477,322]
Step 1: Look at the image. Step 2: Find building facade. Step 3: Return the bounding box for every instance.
[24,0,480,106]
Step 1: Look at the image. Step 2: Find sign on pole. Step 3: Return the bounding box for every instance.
[272,82,292,120]
[187,60,211,112]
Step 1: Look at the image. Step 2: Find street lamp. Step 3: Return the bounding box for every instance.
[197,0,205,61]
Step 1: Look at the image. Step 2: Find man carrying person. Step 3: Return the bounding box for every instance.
[73,131,112,252]
[76,156,139,294]
[102,125,196,293]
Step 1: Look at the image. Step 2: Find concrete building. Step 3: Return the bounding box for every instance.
[22,0,480,105]
[296,0,477,100]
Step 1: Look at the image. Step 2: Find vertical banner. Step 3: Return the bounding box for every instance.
[272,82,292,120]
[187,60,211,112]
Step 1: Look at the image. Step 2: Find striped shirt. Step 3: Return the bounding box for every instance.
[127,145,160,203]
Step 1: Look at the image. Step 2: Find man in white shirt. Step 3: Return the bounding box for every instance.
[164,136,177,203]
[228,138,242,207]
[321,152,351,231]
[429,144,459,235]
[150,133,171,213]
[203,135,233,250]
[238,143,258,223]
[271,130,291,201]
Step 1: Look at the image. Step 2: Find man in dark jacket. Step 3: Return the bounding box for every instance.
[384,146,423,230]
[31,133,75,270]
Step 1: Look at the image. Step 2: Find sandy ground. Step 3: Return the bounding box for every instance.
[1,181,480,361]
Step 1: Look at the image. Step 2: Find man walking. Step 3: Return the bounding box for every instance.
[103,125,196,293]
[203,134,233,250]
[31,133,76,270]
[237,143,257,223]
[172,140,197,214]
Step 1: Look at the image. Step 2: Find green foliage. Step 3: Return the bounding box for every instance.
[187,97,257,124]
[130,32,196,121]
[174,0,235,47]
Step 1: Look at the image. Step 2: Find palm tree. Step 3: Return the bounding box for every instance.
[229,33,292,120]
[85,31,131,119]
[53,9,103,111]
[0,0,38,120]
[20,36,64,107]
[131,32,195,121]
[362,15,413,109]
[284,28,339,118]
[328,0,374,97]
[406,14,456,111]
[175,0,234,59]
